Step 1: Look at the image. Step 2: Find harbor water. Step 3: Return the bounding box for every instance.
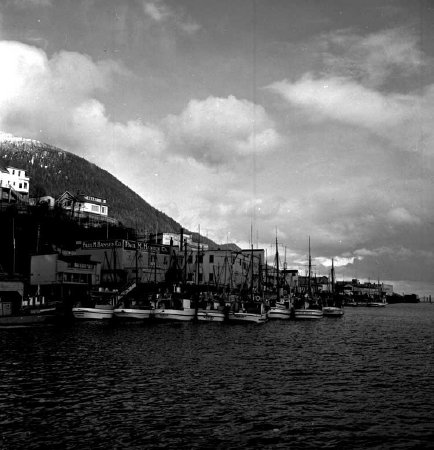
[1,303,433,449]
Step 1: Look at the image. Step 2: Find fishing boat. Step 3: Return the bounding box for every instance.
[322,305,344,317]
[228,241,268,324]
[73,279,138,320]
[268,235,292,320]
[72,288,117,320]
[196,294,226,322]
[366,298,387,307]
[153,289,196,322]
[228,299,268,324]
[113,296,154,321]
[322,259,344,317]
[0,292,59,327]
[293,237,323,320]
[293,299,323,320]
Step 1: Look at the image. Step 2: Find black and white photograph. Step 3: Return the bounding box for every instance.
[1,1,433,448]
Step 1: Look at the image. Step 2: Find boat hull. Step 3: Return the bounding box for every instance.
[268,307,291,320]
[72,307,114,320]
[294,309,323,320]
[113,308,153,320]
[197,310,226,322]
[153,308,196,321]
[0,313,56,327]
[322,306,344,317]
[228,312,267,324]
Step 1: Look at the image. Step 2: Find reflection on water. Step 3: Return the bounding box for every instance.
[1,304,434,449]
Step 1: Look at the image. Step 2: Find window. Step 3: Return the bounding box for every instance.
[209,273,214,282]
[101,206,106,214]
[198,255,203,263]
[209,255,214,263]
[19,183,22,189]
[12,170,15,175]
[24,183,27,189]
[91,205,100,213]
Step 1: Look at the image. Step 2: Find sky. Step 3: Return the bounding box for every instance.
[1,0,433,297]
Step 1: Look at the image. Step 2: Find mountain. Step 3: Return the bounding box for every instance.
[0,131,224,249]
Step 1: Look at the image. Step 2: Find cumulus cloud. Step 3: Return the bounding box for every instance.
[320,27,425,87]
[387,207,421,225]
[267,74,415,132]
[164,95,281,166]
[0,40,165,173]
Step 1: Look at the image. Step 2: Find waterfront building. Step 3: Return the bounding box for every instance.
[74,238,264,293]
[30,253,101,302]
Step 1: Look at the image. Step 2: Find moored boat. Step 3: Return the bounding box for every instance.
[1,294,59,327]
[268,300,293,320]
[366,300,387,307]
[293,302,323,320]
[322,260,344,317]
[228,299,268,324]
[196,295,226,322]
[113,301,154,321]
[153,294,196,321]
[267,235,292,320]
[322,305,344,317]
[293,237,323,320]
[72,288,117,320]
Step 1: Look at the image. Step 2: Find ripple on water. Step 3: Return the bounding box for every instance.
[1,304,434,449]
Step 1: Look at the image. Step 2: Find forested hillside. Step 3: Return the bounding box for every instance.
[0,138,183,234]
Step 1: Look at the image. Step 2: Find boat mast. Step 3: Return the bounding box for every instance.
[275,233,280,302]
[331,258,335,295]
[308,236,312,297]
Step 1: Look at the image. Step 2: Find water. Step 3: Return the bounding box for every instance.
[1,303,433,449]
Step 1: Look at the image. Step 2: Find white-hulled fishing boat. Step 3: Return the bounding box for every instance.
[197,297,226,322]
[268,300,293,320]
[113,299,154,321]
[322,306,344,317]
[322,260,344,317]
[153,295,196,321]
[72,304,114,320]
[72,288,118,320]
[294,301,323,320]
[228,300,268,324]
[267,235,292,320]
[73,281,138,321]
[293,237,323,320]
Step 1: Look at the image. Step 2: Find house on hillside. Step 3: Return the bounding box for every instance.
[56,191,115,226]
[0,166,29,204]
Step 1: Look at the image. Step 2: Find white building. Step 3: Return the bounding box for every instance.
[57,191,109,218]
[0,166,29,201]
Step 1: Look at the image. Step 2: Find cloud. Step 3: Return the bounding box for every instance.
[164,95,281,166]
[0,40,165,172]
[267,74,414,131]
[319,27,425,87]
[142,0,200,35]
[387,207,421,225]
